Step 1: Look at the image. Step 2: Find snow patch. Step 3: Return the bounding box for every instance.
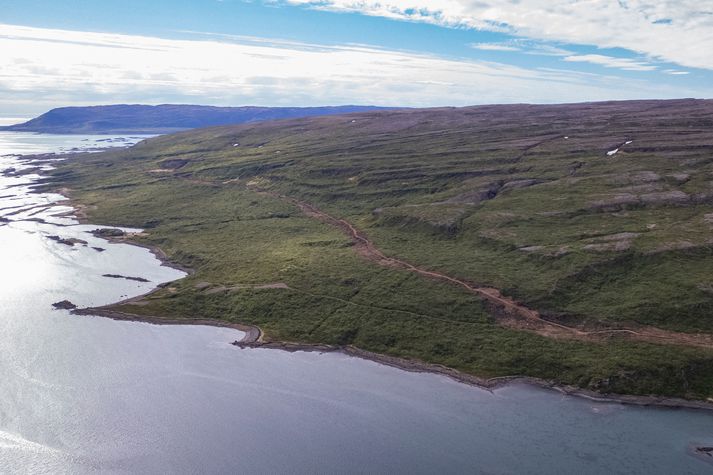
[607,141,632,156]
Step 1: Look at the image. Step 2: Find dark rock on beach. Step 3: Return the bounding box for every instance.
[52,300,77,310]
[47,235,88,246]
[102,274,150,282]
[697,447,713,456]
[92,228,125,238]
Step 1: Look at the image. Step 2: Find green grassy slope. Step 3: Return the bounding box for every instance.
[48,99,713,399]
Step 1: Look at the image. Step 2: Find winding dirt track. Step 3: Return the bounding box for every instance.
[173,174,713,349]
[245,184,713,350]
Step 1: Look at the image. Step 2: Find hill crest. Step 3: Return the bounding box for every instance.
[1,104,393,134]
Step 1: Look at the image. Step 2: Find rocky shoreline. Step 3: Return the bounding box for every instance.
[68,292,713,412]
[73,307,262,341]
[232,339,713,412]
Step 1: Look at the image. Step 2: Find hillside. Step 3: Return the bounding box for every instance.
[47,99,713,399]
[1,104,390,134]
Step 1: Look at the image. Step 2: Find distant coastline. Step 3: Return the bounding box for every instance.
[1,104,395,134]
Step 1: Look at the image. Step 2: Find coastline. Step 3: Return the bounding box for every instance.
[234,339,713,413]
[72,303,713,412]
[74,306,263,342]
[37,153,713,414]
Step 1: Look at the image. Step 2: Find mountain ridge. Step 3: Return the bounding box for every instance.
[0,104,394,134]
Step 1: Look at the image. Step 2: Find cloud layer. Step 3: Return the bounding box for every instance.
[284,0,713,71]
[563,54,658,71]
[0,23,707,115]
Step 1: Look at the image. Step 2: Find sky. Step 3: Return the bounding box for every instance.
[1,0,712,116]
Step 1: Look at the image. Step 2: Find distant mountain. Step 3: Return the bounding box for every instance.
[0,104,394,134]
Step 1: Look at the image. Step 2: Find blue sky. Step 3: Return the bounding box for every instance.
[1,0,711,115]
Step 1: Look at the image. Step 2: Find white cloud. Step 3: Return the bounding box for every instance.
[523,44,574,57]
[563,54,657,71]
[469,43,520,51]
[470,40,574,56]
[282,0,713,71]
[0,23,708,115]
[664,69,690,75]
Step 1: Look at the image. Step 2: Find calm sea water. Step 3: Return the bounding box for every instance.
[1,131,712,474]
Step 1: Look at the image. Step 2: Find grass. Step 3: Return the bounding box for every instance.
[46,99,713,399]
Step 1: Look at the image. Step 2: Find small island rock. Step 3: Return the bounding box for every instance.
[52,300,77,310]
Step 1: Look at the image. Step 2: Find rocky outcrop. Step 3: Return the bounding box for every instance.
[589,190,690,210]
[47,235,88,246]
[159,159,188,170]
[695,446,713,463]
[589,193,639,210]
[583,241,632,252]
[500,179,542,192]
[640,190,689,205]
[91,228,125,238]
[52,300,77,310]
[668,172,690,183]
[446,182,502,205]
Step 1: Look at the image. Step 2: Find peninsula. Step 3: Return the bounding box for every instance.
[2,104,392,134]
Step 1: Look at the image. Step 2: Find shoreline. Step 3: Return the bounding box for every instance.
[34,152,713,414]
[233,339,713,413]
[73,307,262,342]
[72,303,713,412]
